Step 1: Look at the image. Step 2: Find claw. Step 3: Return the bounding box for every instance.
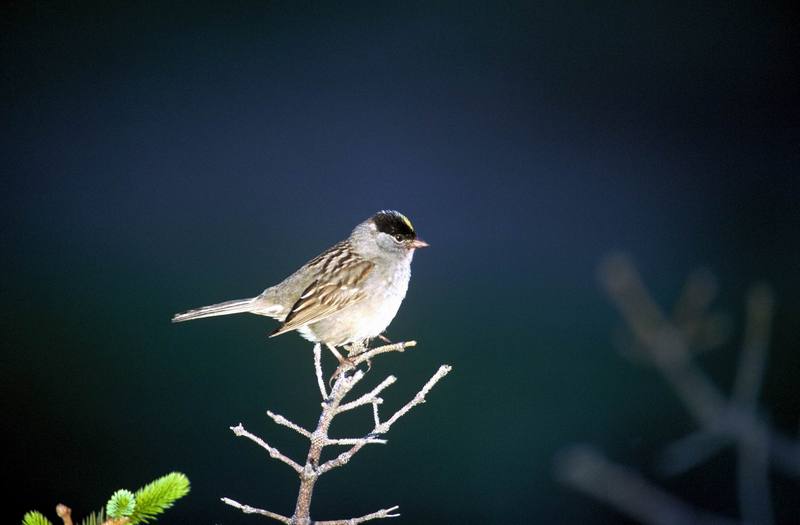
[329,359,356,387]
[329,369,340,388]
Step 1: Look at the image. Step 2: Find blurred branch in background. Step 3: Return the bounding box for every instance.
[222,341,451,525]
[555,446,738,525]
[555,254,800,525]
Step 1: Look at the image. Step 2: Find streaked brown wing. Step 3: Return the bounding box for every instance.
[270,258,374,338]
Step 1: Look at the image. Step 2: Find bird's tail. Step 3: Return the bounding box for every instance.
[172,297,257,323]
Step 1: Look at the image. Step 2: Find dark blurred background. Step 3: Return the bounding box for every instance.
[3,2,799,524]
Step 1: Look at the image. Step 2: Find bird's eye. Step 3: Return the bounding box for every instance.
[394,234,404,242]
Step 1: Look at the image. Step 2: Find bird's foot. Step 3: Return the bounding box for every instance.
[329,359,358,387]
[327,345,358,386]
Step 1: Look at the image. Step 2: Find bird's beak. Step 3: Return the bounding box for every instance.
[409,238,429,249]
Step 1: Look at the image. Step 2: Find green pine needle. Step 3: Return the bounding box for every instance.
[107,489,136,518]
[128,472,190,524]
[78,509,106,525]
[22,511,53,525]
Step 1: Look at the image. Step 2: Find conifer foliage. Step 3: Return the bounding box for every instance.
[21,472,189,525]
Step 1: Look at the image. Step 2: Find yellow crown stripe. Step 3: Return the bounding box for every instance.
[398,213,414,232]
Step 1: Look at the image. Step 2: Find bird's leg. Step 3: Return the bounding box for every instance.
[378,333,392,344]
[326,344,348,365]
[327,344,356,387]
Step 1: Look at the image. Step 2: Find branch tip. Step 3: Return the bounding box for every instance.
[221,497,292,524]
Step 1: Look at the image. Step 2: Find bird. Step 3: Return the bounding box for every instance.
[172,210,428,359]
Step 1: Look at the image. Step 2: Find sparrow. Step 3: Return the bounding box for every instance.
[172,211,427,357]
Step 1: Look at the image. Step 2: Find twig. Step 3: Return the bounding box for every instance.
[672,268,718,349]
[733,284,775,525]
[318,365,452,475]
[349,341,417,368]
[599,254,726,423]
[372,400,381,428]
[325,436,388,445]
[599,255,800,475]
[338,376,396,413]
[380,365,451,430]
[733,284,773,409]
[561,255,800,525]
[226,340,451,525]
[314,343,327,399]
[658,429,729,476]
[315,505,401,525]
[555,446,738,525]
[267,410,312,438]
[737,422,773,525]
[659,408,800,477]
[230,423,303,473]
[221,497,292,524]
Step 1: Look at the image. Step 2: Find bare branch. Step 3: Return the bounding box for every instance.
[317,441,371,474]
[226,341,450,525]
[267,410,312,438]
[672,268,717,345]
[230,423,303,473]
[555,446,738,525]
[658,430,729,476]
[600,258,800,473]
[338,376,396,413]
[221,497,292,524]
[567,257,800,524]
[380,364,452,431]
[315,505,401,524]
[655,405,800,477]
[349,340,417,368]
[372,400,381,428]
[325,437,388,445]
[733,284,773,408]
[737,423,774,525]
[319,364,452,474]
[599,254,726,423]
[314,343,328,399]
